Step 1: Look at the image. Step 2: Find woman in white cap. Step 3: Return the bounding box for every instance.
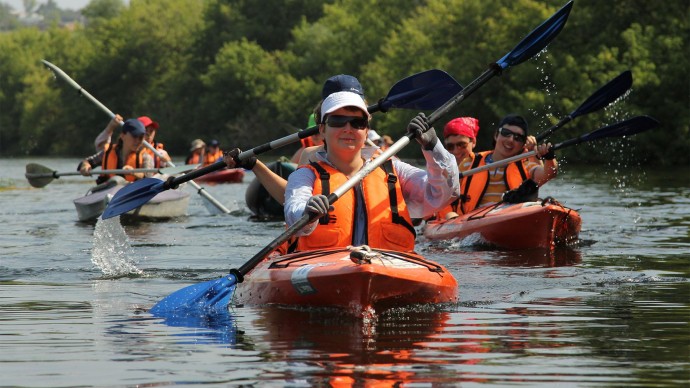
[283,88,460,253]
[185,139,206,165]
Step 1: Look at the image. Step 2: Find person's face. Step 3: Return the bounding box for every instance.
[144,126,156,143]
[494,124,526,157]
[209,145,219,153]
[122,131,144,151]
[320,107,369,153]
[444,134,475,162]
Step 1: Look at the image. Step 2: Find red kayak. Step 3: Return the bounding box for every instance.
[234,247,458,315]
[422,199,581,250]
[193,168,245,184]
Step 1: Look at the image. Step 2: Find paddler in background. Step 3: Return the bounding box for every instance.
[185,138,206,165]
[204,139,223,167]
[434,116,480,219]
[283,87,460,252]
[222,74,367,205]
[94,114,171,168]
[446,113,557,218]
[78,118,153,184]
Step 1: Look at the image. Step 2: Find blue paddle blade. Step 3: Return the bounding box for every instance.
[101,178,166,219]
[149,273,238,315]
[571,70,633,118]
[380,69,464,111]
[496,1,573,69]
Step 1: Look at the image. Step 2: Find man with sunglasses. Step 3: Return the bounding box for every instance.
[451,114,557,216]
[283,89,459,253]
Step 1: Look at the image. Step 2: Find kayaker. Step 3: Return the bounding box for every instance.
[290,113,324,164]
[283,89,460,252]
[185,139,206,165]
[432,117,480,219]
[449,113,557,217]
[138,115,171,168]
[78,118,154,184]
[94,114,171,168]
[204,139,223,167]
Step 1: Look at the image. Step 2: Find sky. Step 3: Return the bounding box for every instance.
[4,0,99,11]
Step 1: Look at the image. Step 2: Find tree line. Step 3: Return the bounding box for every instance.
[0,0,687,165]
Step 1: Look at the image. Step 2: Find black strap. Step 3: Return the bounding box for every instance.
[310,162,331,224]
[460,153,484,207]
[381,160,416,238]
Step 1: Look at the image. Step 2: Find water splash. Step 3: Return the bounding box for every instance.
[91,217,143,277]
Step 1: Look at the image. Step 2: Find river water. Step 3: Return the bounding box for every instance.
[1,157,688,387]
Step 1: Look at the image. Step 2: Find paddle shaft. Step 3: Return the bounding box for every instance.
[27,168,163,178]
[42,60,232,214]
[462,115,658,178]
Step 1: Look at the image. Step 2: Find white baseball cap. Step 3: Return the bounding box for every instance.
[321,91,369,122]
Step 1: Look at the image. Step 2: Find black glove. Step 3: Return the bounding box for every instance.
[224,148,257,170]
[407,112,438,151]
[502,179,539,204]
[305,194,333,217]
[539,146,556,160]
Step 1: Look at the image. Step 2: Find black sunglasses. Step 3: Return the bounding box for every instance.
[499,127,526,143]
[325,115,369,130]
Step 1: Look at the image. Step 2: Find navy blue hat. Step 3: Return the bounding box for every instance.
[499,114,528,135]
[209,139,220,147]
[121,118,146,136]
[322,74,364,99]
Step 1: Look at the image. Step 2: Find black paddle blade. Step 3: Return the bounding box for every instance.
[379,69,464,111]
[554,116,659,150]
[101,178,166,219]
[496,0,573,69]
[571,70,633,118]
[25,163,56,188]
[149,273,239,314]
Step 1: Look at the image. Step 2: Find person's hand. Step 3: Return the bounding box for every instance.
[407,112,438,150]
[108,114,123,132]
[305,194,333,217]
[536,143,555,160]
[524,135,537,152]
[223,148,257,169]
[79,161,92,176]
[502,179,539,203]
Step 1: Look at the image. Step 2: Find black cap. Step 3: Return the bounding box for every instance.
[322,74,364,99]
[499,114,528,135]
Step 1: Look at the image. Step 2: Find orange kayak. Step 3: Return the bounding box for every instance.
[193,168,245,184]
[423,199,581,250]
[234,247,458,315]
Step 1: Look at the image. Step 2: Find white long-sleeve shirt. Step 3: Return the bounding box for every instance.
[284,142,460,237]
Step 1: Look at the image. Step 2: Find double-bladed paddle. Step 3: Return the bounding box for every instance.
[460,115,659,177]
[102,69,464,220]
[535,70,633,142]
[149,1,574,315]
[41,60,233,215]
[24,163,197,188]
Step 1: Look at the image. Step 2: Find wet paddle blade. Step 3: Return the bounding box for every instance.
[582,115,659,142]
[571,70,633,118]
[380,69,464,111]
[149,273,238,314]
[496,1,573,69]
[25,163,56,188]
[101,178,166,219]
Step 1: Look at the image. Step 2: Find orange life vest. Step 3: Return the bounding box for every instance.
[143,142,165,168]
[100,142,145,183]
[295,160,416,252]
[204,149,223,166]
[456,150,528,214]
[186,152,203,165]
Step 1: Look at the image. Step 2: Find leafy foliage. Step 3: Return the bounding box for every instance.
[0,0,686,165]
